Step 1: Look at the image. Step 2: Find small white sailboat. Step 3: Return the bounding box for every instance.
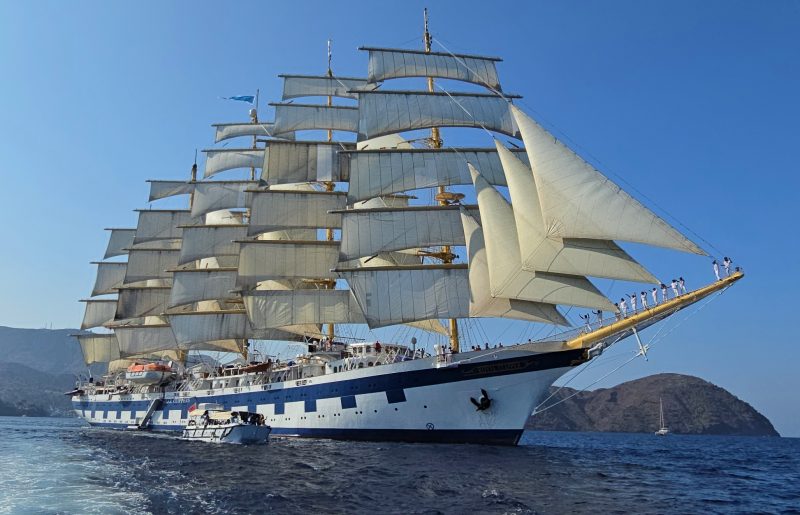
[655,397,669,436]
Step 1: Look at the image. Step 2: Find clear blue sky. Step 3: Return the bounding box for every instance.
[1,1,798,436]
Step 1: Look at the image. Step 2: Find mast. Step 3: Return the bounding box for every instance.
[324,39,336,342]
[424,8,460,351]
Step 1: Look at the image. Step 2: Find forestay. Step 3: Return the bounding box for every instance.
[75,333,121,364]
[342,148,521,202]
[80,299,118,329]
[510,105,705,255]
[203,149,263,178]
[280,75,376,100]
[338,206,465,261]
[340,266,469,328]
[178,225,247,265]
[248,191,346,234]
[91,262,128,296]
[103,229,136,259]
[169,268,238,307]
[357,91,519,140]
[271,104,360,135]
[190,181,256,218]
[262,140,355,184]
[147,180,194,202]
[363,47,502,90]
[244,290,366,329]
[470,165,615,311]
[133,210,195,244]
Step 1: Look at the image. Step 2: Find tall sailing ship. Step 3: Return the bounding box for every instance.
[72,14,742,445]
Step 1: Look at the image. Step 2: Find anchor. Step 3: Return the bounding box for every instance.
[469,389,492,411]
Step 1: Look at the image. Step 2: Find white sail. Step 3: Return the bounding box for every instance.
[170,268,238,307]
[470,164,615,311]
[338,206,466,261]
[248,191,346,235]
[272,104,359,135]
[112,324,178,356]
[238,241,339,287]
[510,105,705,255]
[262,140,355,184]
[342,148,523,202]
[212,122,294,143]
[363,47,502,90]
[113,322,243,355]
[203,149,263,178]
[75,333,120,364]
[80,299,117,329]
[168,311,303,346]
[115,286,171,319]
[244,290,366,329]
[340,266,469,328]
[460,209,568,326]
[357,91,519,140]
[91,262,128,296]
[495,142,658,283]
[190,181,255,218]
[123,249,181,284]
[147,180,194,202]
[280,74,376,100]
[103,229,136,259]
[178,225,246,265]
[132,210,195,244]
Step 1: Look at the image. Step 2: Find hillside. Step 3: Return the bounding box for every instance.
[528,373,778,436]
[0,326,87,375]
[0,362,76,416]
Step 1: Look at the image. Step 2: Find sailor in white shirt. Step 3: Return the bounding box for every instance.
[594,309,603,327]
[671,279,679,298]
[723,257,732,276]
[712,260,721,281]
[679,277,687,295]
[619,298,628,318]
[651,287,658,306]
[640,291,648,309]
[661,283,668,303]
[580,313,592,332]
[629,293,637,313]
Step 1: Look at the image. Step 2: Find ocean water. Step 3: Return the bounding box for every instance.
[0,417,798,514]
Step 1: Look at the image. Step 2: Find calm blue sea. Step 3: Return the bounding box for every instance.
[0,417,797,514]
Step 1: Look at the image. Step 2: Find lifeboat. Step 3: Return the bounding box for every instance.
[125,362,176,385]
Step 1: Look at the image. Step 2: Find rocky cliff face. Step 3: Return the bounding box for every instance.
[528,373,778,436]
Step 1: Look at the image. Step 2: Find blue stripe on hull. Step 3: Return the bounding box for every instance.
[270,427,523,446]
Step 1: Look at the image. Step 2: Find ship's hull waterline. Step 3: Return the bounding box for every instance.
[73,346,585,445]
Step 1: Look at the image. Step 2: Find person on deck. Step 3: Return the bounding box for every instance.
[651,287,658,306]
[640,291,648,309]
[679,277,687,295]
[723,257,732,276]
[594,309,603,327]
[580,313,592,332]
[671,279,679,298]
[619,298,628,318]
[375,341,382,353]
[661,283,668,303]
[613,303,621,321]
[712,260,721,281]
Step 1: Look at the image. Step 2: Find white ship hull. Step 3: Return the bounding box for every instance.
[72,345,585,445]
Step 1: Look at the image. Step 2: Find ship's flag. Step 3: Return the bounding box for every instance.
[188,403,197,413]
[221,95,255,104]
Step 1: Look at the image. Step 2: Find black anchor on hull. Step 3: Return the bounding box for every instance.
[470,389,492,411]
